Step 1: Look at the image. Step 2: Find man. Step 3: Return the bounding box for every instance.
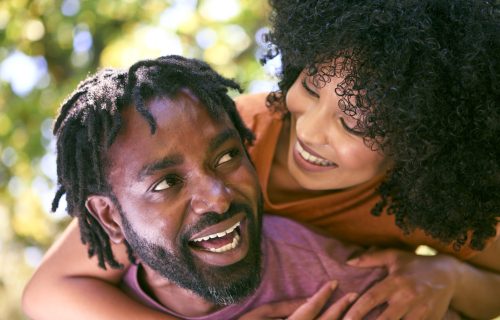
[37,55,389,319]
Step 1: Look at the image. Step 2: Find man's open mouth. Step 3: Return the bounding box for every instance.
[189,221,242,253]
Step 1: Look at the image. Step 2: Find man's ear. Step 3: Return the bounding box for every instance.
[85,195,125,244]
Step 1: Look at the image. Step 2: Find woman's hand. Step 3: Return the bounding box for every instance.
[239,281,358,320]
[344,248,457,320]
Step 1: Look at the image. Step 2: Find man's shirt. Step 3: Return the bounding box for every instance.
[122,215,386,319]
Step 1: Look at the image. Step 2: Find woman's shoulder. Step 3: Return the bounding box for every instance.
[234,92,270,124]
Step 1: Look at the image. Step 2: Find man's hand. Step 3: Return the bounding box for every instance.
[344,248,457,320]
[239,281,358,320]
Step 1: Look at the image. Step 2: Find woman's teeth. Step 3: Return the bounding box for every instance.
[296,142,335,166]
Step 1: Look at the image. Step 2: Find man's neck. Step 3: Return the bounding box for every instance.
[138,264,222,317]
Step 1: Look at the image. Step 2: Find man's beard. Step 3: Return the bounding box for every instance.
[119,200,263,306]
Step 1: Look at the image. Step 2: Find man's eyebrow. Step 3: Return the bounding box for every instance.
[138,155,183,180]
[208,128,240,153]
[137,129,239,180]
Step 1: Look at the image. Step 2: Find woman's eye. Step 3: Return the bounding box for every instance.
[217,149,240,166]
[153,176,181,191]
[340,117,364,136]
[301,78,319,98]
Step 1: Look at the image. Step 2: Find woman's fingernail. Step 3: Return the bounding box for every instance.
[347,258,359,265]
[348,293,358,303]
[330,280,338,289]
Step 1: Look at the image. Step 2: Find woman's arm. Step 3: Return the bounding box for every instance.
[450,234,500,318]
[22,219,175,320]
[343,237,500,320]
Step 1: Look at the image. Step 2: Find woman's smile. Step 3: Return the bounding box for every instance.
[293,140,338,172]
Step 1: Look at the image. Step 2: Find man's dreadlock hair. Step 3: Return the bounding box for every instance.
[263,0,500,251]
[51,55,255,269]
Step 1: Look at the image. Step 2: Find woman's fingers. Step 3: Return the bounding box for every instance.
[318,292,358,320]
[288,281,338,320]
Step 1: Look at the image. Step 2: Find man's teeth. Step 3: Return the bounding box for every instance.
[192,221,240,242]
[208,233,240,253]
[296,142,335,166]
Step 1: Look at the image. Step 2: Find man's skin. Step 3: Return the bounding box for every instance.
[86,91,262,316]
[81,89,354,318]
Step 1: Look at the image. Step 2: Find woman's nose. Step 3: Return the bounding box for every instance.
[189,176,232,215]
[295,106,330,146]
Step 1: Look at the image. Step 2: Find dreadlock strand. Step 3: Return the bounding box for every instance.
[131,85,157,134]
[51,187,66,212]
[75,132,88,207]
[53,90,85,133]
[124,241,136,265]
[90,215,122,269]
[102,107,119,147]
[77,215,94,253]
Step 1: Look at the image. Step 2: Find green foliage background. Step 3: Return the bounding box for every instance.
[0,0,270,318]
[2,1,498,320]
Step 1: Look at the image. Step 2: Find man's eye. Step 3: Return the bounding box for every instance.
[217,149,240,166]
[153,176,181,191]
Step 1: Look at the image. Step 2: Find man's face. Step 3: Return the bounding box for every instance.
[105,91,262,305]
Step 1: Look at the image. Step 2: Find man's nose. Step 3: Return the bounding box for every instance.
[189,176,232,215]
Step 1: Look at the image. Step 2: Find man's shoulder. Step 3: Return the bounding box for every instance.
[260,215,387,311]
[262,215,362,260]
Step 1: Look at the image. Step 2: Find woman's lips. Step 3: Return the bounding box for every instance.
[293,140,338,172]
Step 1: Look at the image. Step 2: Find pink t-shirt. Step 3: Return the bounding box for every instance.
[122,215,387,319]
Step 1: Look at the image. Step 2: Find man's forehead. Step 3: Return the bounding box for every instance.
[107,92,236,166]
[118,92,218,137]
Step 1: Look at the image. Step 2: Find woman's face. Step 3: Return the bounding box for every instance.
[285,71,390,190]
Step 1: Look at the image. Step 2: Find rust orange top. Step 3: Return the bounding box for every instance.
[235,92,498,259]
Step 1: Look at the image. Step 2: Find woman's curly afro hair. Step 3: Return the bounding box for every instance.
[264,0,500,250]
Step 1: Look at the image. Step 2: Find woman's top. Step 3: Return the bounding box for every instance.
[235,92,495,259]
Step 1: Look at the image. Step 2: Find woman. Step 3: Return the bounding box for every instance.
[23,0,500,319]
